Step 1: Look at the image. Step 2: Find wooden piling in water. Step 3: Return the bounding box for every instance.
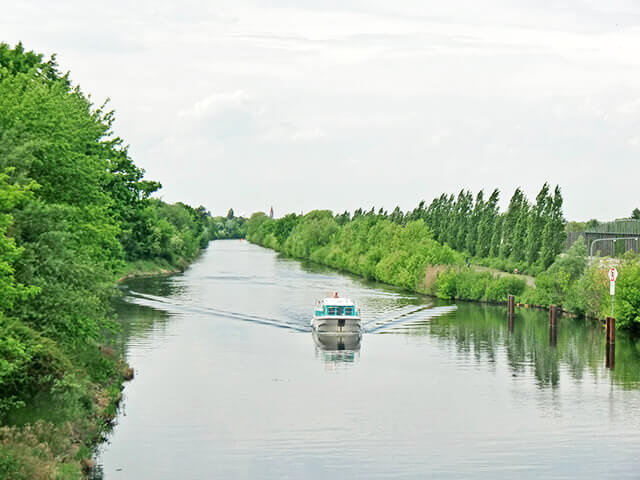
[549,305,557,327]
[606,317,615,344]
[507,295,515,315]
[605,317,616,369]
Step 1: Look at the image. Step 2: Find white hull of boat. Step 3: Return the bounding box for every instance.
[311,317,362,334]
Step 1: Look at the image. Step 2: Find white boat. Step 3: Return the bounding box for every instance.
[311,293,362,334]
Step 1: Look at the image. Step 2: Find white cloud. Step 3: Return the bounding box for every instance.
[178,90,253,119]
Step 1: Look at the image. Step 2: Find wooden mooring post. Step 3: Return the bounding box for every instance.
[605,317,616,370]
[507,295,515,333]
[548,305,558,327]
[605,316,616,344]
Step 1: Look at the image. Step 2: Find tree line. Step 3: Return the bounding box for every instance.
[247,210,526,303]
[0,42,244,477]
[341,184,565,273]
[246,191,639,331]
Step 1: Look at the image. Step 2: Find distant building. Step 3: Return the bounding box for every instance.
[269,206,274,219]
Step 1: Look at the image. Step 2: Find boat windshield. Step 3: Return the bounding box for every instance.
[320,306,356,316]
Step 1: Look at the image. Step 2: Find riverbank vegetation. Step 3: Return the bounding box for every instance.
[247,185,640,331]
[0,42,241,478]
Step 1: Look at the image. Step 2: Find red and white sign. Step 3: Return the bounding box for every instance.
[609,267,618,295]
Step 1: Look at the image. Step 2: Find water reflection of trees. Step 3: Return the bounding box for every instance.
[121,274,186,298]
[425,303,640,390]
[106,277,180,354]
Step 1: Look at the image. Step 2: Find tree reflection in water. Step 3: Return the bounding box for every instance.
[415,302,640,390]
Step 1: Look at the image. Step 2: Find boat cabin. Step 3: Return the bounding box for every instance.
[314,294,360,318]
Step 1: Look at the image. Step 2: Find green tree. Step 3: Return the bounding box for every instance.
[526,183,550,265]
[335,210,351,226]
[500,188,527,259]
[632,208,640,220]
[465,190,485,256]
[489,215,503,258]
[475,188,500,258]
[452,190,473,251]
[539,185,566,269]
[586,218,600,230]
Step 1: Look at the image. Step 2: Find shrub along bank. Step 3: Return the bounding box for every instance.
[0,42,244,478]
[248,211,463,292]
[247,211,640,331]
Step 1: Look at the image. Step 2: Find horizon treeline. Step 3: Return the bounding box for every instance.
[331,183,565,272]
[0,41,243,434]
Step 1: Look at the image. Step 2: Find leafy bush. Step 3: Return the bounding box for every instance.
[615,257,640,330]
[485,276,526,302]
[434,268,525,302]
[247,213,463,292]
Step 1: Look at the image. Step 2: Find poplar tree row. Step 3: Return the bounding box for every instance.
[350,184,566,270]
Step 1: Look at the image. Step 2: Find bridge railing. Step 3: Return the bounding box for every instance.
[565,232,640,257]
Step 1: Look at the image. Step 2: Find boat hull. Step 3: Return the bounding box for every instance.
[313,330,362,351]
[311,317,362,334]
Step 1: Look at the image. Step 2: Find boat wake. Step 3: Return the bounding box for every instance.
[364,305,457,333]
[125,290,310,332]
[123,290,456,335]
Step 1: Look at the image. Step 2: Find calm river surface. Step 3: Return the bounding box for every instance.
[94,240,640,479]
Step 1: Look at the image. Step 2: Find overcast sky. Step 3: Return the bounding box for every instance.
[3,1,640,220]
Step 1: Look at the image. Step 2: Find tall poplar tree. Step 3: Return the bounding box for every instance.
[453,190,473,251]
[475,188,500,258]
[489,214,503,258]
[539,185,566,268]
[500,188,527,259]
[465,190,485,256]
[526,183,550,265]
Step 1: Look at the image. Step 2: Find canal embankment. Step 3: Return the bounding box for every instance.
[245,211,640,330]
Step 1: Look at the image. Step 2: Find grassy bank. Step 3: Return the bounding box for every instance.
[117,257,185,283]
[0,349,131,480]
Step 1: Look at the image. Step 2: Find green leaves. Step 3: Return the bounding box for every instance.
[615,258,640,329]
[247,212,463,292]
[0,42,225,419]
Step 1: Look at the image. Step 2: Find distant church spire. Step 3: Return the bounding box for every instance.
[269,206,274,218]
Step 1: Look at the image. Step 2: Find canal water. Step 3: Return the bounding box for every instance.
[94,240,640,479]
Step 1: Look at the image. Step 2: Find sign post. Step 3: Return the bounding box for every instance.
[608,267,618,317]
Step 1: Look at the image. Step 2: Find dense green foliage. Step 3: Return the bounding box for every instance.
[399,183,566,273]
[0,42,245,478]
[247,209,531,302]
[210,209,248,240]
[248,211,463,292]
[248,189,640,331]
[435,269,526,303]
